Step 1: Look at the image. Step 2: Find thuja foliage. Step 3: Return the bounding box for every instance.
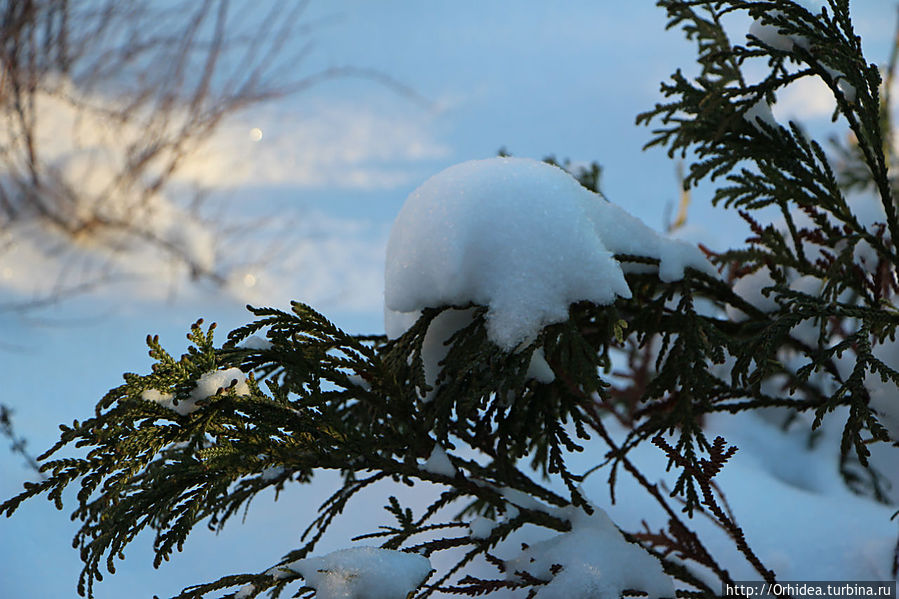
[3,1,899,597]
[638,0,898,471]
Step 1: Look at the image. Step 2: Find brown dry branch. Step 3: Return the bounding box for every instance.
[651,435,777,586]
[0,404,43,476]
[573,383,737,589]
[0,1,304,296]
[0,1,426,309]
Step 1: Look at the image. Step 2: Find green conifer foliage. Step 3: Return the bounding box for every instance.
[3,1,898,597]
[638,0,897,473]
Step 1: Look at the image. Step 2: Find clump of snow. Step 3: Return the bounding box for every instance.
[744,98,779,132]
[239,335,273,350]
[844,190,888,273]
[825,67,857,103]
[234,583,255,599]
[191,367,251,400]
[847,188,888,233]
[773,76,838,121]
[387,306,476,400]
[853,238,880,271]
[526,347,555,383]
[745,11,862,131]
[384,157,714,350]
[506,505,673,599]
[140,389,181,414]
[421,444,457,477]
[140,367,250,416]
[469,516,498,540]
[287,547,431,599]
[505,504,520,521]
[265,565,294,581]
[748,17,793,52]
[385,305,555,399]
[748,11,809,53]
[260,466,285,481]
[347,373,372,391]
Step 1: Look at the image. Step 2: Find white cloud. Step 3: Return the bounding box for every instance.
[0,78,450,204]
[224,213,388,312]
[0,210,387,313]
[0,80,432,311]
[177,102,450,191]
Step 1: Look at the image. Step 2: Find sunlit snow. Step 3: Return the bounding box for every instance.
[385,157,714,350]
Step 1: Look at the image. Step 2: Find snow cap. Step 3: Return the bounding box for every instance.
[385,157,714,349]
[507,506,674,599]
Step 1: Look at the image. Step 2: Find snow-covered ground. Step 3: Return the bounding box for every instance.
[1,2,897,598]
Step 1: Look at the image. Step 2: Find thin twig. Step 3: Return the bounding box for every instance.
[0,404,44,477]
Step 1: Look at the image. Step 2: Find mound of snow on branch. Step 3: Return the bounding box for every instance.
[507,505,674,599]
[747,10,810,53]
[287,546,431,599]
[385,157,714,350]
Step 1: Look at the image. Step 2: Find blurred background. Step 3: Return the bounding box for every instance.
[0,1,895,596]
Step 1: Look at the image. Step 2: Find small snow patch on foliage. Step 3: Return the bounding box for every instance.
[287,546,431,599]
[140,388,182,414]
[526,347,555,383]
[239,335,272,350]
[140,367,249,415]
[260,466,285,481]
[234,583,255,599]
[265,565,293,581]
[507,506,673,599]
[421,444,457,477]
[748,10,809,53]
[191,367,250,400]
[725,268,779,322]
[468,515,497,540]
[744,98,779,132]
